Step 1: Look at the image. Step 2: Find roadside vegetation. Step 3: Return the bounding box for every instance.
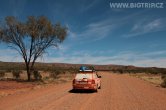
[119,67,166,87]
[0,62,77,84]
[161,73,166,87]
[129,73,162,86]
[0,61,166,87]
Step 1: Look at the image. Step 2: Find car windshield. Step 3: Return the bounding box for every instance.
[75,73,92,79]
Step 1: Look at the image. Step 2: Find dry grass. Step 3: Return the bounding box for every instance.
[1,71,75,81]
[129,73,162,86]
[41,72,74,84]
[0,71,75,97]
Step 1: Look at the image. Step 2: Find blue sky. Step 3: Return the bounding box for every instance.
[0,0,166,67]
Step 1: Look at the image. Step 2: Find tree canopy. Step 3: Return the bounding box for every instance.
[0,16,67,81]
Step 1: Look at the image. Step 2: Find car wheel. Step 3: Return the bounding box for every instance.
[94,85,98,92]
[94,89,98,92]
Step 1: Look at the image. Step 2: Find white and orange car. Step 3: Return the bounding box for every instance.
[72,69,101,92]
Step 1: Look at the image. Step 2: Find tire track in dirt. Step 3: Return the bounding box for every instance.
[42,92,97,110]
[1,72,166,110]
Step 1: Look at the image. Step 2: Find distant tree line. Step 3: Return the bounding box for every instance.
[0,62,166,74]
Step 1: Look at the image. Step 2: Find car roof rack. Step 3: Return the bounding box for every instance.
[79,70,93,72]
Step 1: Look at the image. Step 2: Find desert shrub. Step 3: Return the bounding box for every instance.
[161,80,166,87]
[50,73,59,79]
[67,68,77,74]
[116,69,124,74]
[50,70,61,79]
[0,70,5,78]
[12,70,21,79]
[43,76,49,80]
[161,74,166,79]
[33,70,42,80]
[161,74,166,87]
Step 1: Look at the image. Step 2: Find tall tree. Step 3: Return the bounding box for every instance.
[0,16,67,81]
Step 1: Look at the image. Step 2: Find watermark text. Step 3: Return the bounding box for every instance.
[110,2,164,9]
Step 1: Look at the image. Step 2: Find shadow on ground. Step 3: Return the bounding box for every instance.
[68,89,96,94]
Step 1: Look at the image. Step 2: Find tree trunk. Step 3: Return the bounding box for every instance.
[26,63,31,81]
[27,70,31,81]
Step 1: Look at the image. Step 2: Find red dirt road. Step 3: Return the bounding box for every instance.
[1,72,166,110]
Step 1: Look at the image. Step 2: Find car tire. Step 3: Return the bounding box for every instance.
[94,89,98,92]
[94,85,98,92]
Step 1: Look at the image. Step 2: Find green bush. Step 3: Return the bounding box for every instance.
[0,70,5,78]
[12,70,21,79]
[33,70,42,80]
[161,74,166,87]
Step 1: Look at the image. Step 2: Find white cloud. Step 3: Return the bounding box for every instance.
[74,17,121,42]
[123,18,166,38]
[38,50,166,68]
[79,0,100,12]
[1,48,166,68]
[40,55,166,68]
[66,24,77,39]
[67,30,77,38]
[70,11,149,43]
[79,23,113,41]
